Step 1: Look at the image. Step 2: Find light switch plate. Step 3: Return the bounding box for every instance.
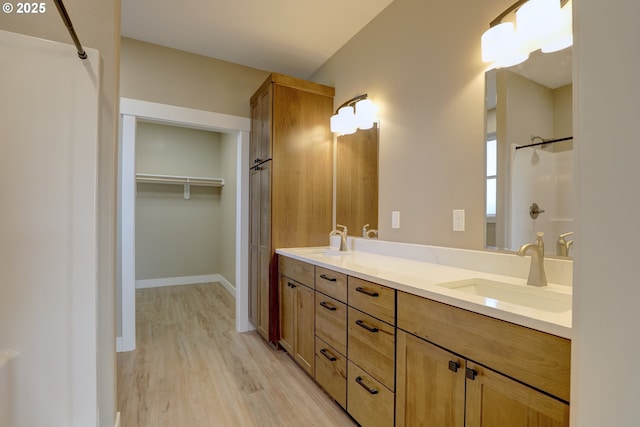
[453,209,465,231]
[392,211,400,229]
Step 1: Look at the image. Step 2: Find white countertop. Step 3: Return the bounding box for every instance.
[276,246,572,339]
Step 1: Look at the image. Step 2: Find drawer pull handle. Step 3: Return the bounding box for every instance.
[355,376,378,395]
[448,361,460,373]
[466,367,477,381]
[320,301,337,311]
[355,287,379,297]
[288,281,297,289]
[355,319,379,333]
[320,348,337,362]
[320,274,337,282]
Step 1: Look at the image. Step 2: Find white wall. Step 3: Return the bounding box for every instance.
[571,0,640,425]
[0,31,100,427]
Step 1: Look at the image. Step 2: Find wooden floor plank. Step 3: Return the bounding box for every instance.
[117,283,356,427]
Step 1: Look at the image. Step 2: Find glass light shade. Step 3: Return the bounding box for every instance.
[337,105,357,135]
[355,99,376,130]
[494,51,529,68]
[516,0,562,54]
[541,0,573,53]
[481,22,517,63]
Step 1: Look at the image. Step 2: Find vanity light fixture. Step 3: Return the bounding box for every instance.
[330,94,377,135]
[481,0,572,69]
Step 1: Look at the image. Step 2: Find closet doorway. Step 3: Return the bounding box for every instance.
[118,98,251,352]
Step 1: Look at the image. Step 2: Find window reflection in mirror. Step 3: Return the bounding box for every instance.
[336,123,379,236]
[485,47,574,257]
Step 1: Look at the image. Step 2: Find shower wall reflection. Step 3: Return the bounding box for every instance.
[485,48,574,256]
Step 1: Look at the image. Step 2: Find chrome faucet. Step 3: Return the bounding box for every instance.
[517,232,547,287]
[329,224,348,252]
[362,224,378,239]
[556,232,574,257]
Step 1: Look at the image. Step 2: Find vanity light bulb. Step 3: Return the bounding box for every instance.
[338,105,357,135]
[516,0,562,54]
[481,22,516,63]
[541,0,573,53]
[355,99,376,130]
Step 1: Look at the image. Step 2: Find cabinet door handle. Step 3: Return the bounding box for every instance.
[355,287,379,297]
[465,367,477,381]
[319,301,337,311]
[355,376,379,395]
[288,281,297,289]
[254,158,262,163]
[355,319,379,333]
[448,361,460,373]
[320,348,337,362]
[320,274,337,282]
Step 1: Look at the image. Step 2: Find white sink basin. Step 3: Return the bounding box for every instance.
[437,278,572,313]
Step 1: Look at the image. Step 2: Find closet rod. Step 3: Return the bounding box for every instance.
[53,0,87,60]
[515,136,573,150]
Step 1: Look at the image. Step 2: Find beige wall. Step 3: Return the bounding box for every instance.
[135,122,237,281]
[1,2,120,426]
[311,0,495,249]
[120,37,270,117]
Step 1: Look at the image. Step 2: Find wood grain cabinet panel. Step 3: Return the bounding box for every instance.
[396,330,465,427]
[279,256,315,290]
[347,361,394,427]
[250,73,334,343]
[347,307,395,391]
[315,293,347,356]
[315,266,347,303]
[347,276,395,325]
[397,291,571,402]
[278,275,314,377]
[315,336,347,409]
[465,361,570,427]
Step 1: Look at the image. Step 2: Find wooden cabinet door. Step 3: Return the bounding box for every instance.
[293,283,315,376]
[258,83,272,162]
[396,330,465,427]
[248,167,260,327]
[465,361,570,427]
[278,275,295,354]
[250,82,272,165]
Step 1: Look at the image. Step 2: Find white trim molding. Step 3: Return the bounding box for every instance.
[117,98,251,355]
[135,274,235,294]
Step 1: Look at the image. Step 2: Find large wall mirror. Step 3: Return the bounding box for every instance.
[336,123,379,236]
[485,47,574,257]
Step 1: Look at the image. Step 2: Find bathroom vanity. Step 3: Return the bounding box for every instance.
[276,241,571,427]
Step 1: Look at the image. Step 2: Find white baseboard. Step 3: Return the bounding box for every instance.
[114,412,121,427]
[136,274,220,289]
[213,274,236,297]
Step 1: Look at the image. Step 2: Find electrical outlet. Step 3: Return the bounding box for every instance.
[392,211,400,229]
[453,209,465,231]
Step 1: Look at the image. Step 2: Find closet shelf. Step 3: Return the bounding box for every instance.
[136,173,224,200]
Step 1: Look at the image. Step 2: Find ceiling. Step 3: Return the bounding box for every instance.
[121,0,394,79]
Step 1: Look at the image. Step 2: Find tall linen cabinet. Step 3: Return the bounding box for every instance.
[249,73,335,343]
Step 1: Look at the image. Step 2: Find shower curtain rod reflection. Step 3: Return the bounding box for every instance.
[515,136,573,150]
[53,0,87,59]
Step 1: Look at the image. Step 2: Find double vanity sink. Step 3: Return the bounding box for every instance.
[279,244,572,338]
[276,242,572,426]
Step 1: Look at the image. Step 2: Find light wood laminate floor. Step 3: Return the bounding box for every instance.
[117,283,356,427]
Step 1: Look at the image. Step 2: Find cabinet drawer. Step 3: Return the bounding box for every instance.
[315,266,347,303]
[397,291,571,402]
[315,293,347,356]
[279,256,314,288]
[348,307,395,391]
[347,276,395,325]
[315,337,347,409]
[347,361,394,427]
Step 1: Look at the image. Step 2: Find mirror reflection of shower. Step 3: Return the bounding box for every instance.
[510,136,574,256]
